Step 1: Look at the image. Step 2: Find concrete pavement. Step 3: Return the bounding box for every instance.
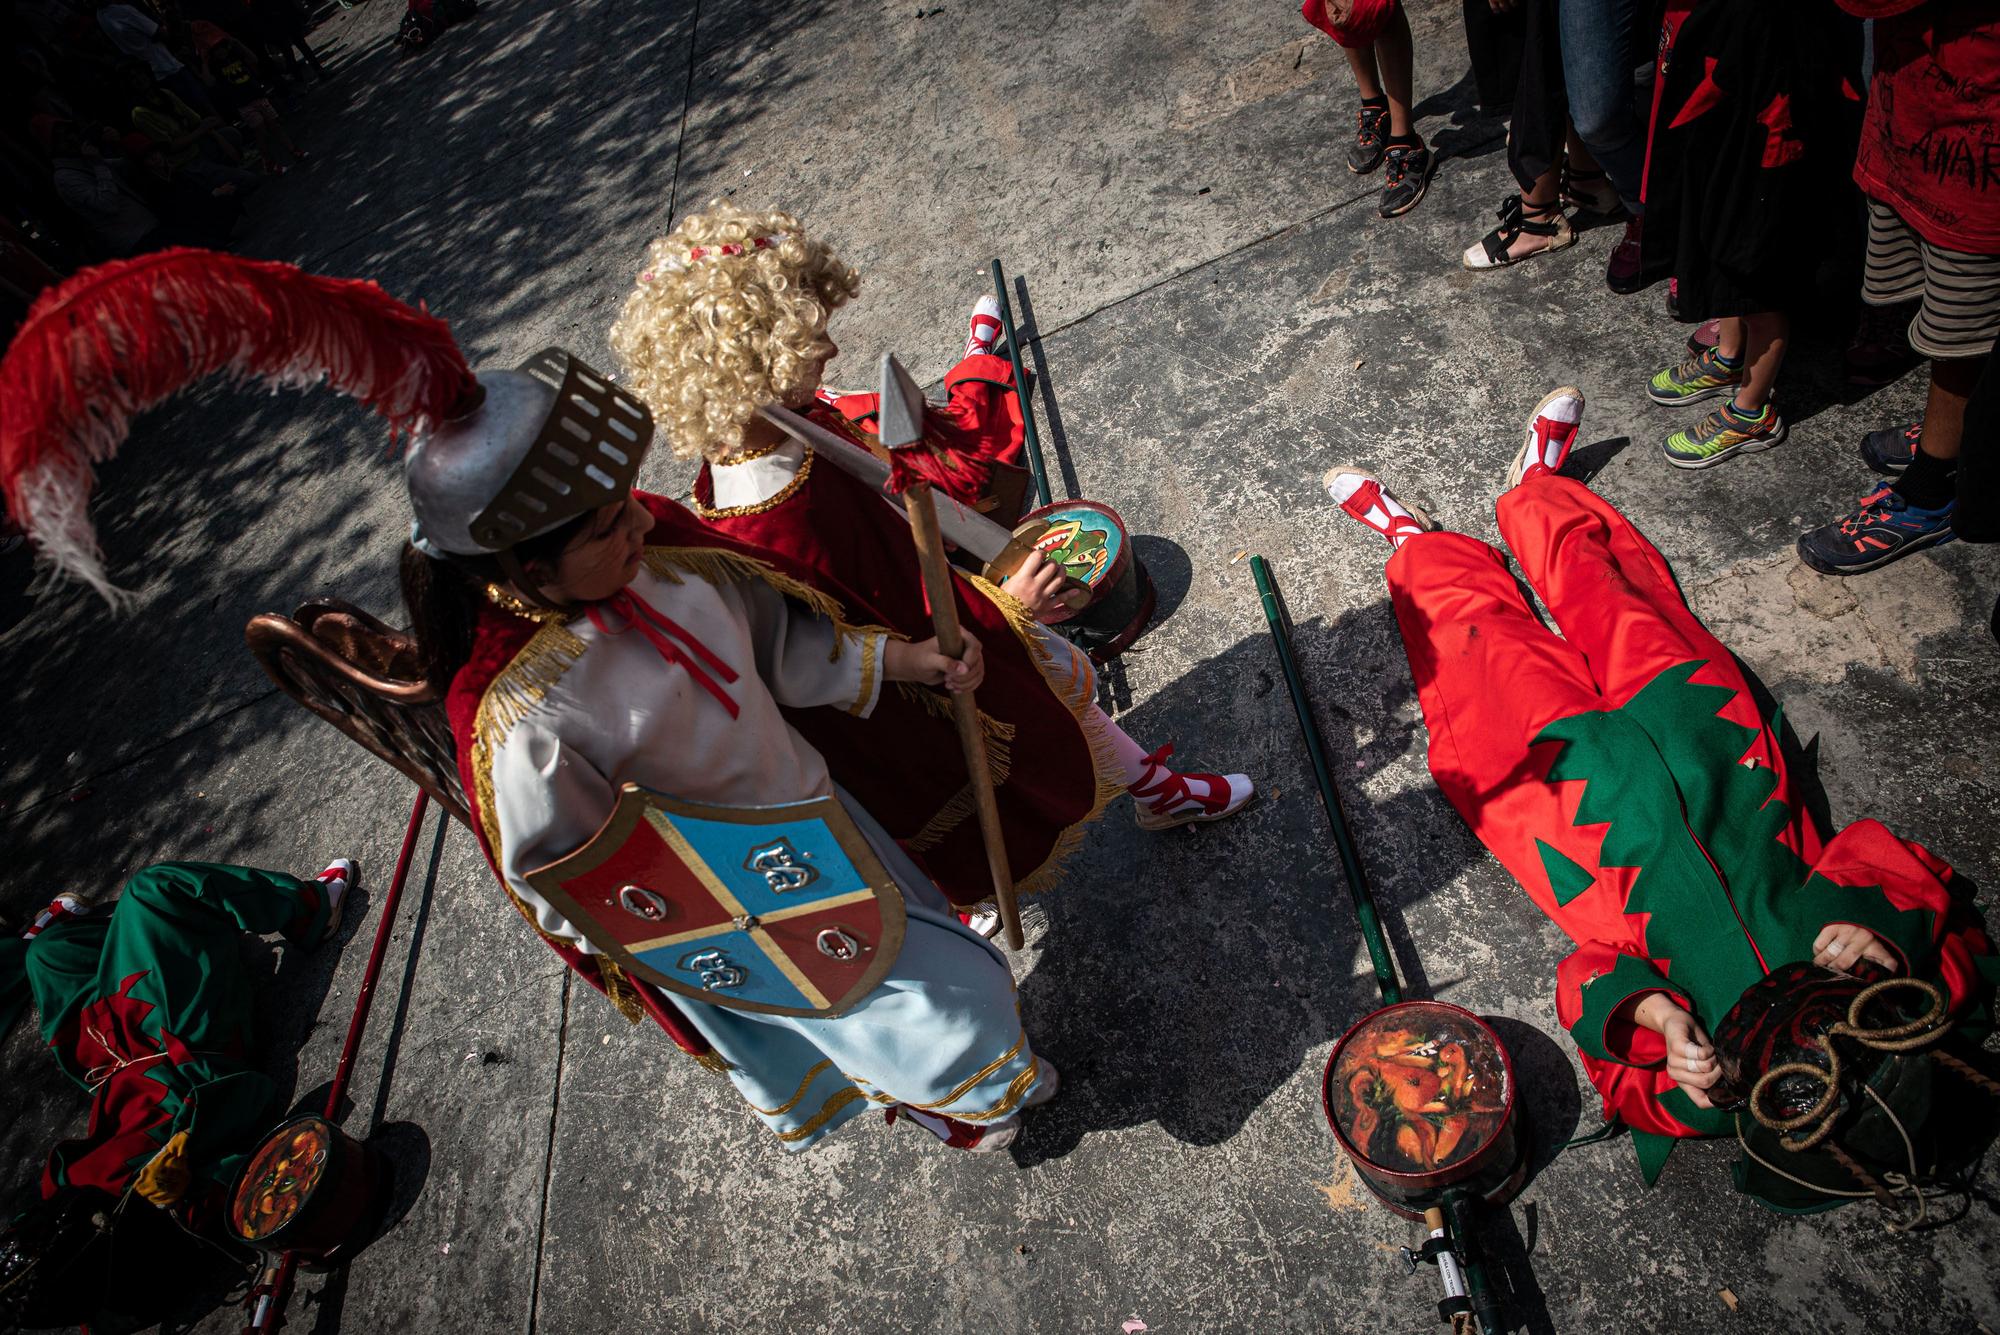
[3,1,1997,1332]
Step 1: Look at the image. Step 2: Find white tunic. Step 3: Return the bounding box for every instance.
[483,560,884,953]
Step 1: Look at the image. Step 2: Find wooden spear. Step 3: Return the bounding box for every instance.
[877,354,1024,950]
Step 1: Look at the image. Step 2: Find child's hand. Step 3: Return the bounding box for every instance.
[1634,991,1721,1107]
[1002,554,1071,622]
[1811,923,1898,975]
[886,632,985,694]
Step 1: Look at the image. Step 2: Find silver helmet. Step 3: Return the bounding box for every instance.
[405,348,653,559]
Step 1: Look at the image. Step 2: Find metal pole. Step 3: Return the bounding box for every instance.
[248,791,432,1334]
[1250,556,1401,1007]
[988,258,1052,508]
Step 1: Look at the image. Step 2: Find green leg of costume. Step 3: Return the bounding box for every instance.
[21,862,336,1199]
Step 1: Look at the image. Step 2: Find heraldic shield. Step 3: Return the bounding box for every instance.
[525,784,907,1017]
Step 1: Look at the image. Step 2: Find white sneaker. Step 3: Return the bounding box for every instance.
[1129,743,1257,831]
[1506,386,1587,488]
[965,906,1002,939]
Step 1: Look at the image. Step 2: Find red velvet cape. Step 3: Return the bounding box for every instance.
[692,405,1112,908]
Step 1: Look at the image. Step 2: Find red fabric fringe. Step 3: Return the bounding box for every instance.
[0,247,476,595]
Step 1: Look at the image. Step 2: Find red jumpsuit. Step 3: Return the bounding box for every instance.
[1386,478,1995,1181]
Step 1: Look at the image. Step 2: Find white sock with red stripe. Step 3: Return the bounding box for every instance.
[965,295,1003,359]
[22,893,93,939]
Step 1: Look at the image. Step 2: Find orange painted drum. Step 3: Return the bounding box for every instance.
[228,1115,388,1261]
[1321,1000,1525,1219]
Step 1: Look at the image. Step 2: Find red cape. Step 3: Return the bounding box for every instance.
[693,406,1116,907]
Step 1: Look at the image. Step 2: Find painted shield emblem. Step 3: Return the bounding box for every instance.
[525,784,906,1017]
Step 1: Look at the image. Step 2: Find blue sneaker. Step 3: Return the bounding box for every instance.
[1858,421,1921,476]
[1797,484,1956,575]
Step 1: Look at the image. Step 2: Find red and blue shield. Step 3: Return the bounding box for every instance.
[525,784,907,1017]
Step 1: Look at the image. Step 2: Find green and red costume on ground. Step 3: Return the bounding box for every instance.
[1386,478,1997,1182]
[0,863,337,1225]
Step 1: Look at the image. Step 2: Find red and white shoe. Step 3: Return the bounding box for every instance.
[1506,385,1586,488]
[964,295,1003,359]
[1323,468,1435,550]
[888,1105,1022,1152]
[21,893,95,939]
[1130,744,1255,832]
[315,858,355,937]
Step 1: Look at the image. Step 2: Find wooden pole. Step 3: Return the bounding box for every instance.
[902,480,1024,950]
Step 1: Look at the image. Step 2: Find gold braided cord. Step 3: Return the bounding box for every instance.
[952,1058,1042,1123]
[742,1060,836,1117]
[905,1030,1026,1111]
[771,1086,866,1142]
[962,574,1125,898]
[711,437,786,466]
[484,583,581,625]
[692,1048,735,1075]
[689,446,816,518]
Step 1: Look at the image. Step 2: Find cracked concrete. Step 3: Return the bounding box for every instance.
[2,1,1997,1333]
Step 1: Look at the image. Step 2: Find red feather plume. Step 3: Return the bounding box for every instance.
[0,247,477,604]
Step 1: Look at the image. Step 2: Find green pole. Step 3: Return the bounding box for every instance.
[1443,1187,1505,1335]
[1250,556,1401,1007]
[988,258,1053,508]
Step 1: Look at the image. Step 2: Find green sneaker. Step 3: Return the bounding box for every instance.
[1647,347,1742,406]
[1661,402,1788,469]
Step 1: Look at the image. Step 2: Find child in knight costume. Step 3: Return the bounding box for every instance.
[608,203,1254,922]
[0,859,352,1331]
[0,250,1051,1154]
[1323,389,1997,1214]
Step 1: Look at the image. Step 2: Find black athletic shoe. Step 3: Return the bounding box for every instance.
[1859,421,1921,476]
[1347,103,1389,175]
[1379,143,1433,218]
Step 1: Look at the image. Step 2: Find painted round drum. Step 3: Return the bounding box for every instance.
[983,499,1157,663]
[228,1115,389,1264]
[1321,1000,1526,1219]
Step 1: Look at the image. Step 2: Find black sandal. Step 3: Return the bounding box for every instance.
[1462,195,1574,270]
[1560,166,1625,221]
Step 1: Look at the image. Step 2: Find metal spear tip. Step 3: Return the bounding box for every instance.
[877,353,926,450]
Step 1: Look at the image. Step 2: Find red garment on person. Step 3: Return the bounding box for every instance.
[1385,479,1995,1180]
[692,407,1109,909]
[1839,0,2000,253]
[1300,0,1397,49]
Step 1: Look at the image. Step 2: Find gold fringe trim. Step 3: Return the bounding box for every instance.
[964,574,1126,899]
[597,958,646,1026]
[744,1060,835,1117]
[847,634,880,715]
[643,545,843,623]
[772,1086,866,1142]
[469,620,593,940]
[900,705,1018,854]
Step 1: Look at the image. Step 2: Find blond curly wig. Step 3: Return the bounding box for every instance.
[610,201,861,461]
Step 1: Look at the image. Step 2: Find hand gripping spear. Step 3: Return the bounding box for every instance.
[877,353,1025,950]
